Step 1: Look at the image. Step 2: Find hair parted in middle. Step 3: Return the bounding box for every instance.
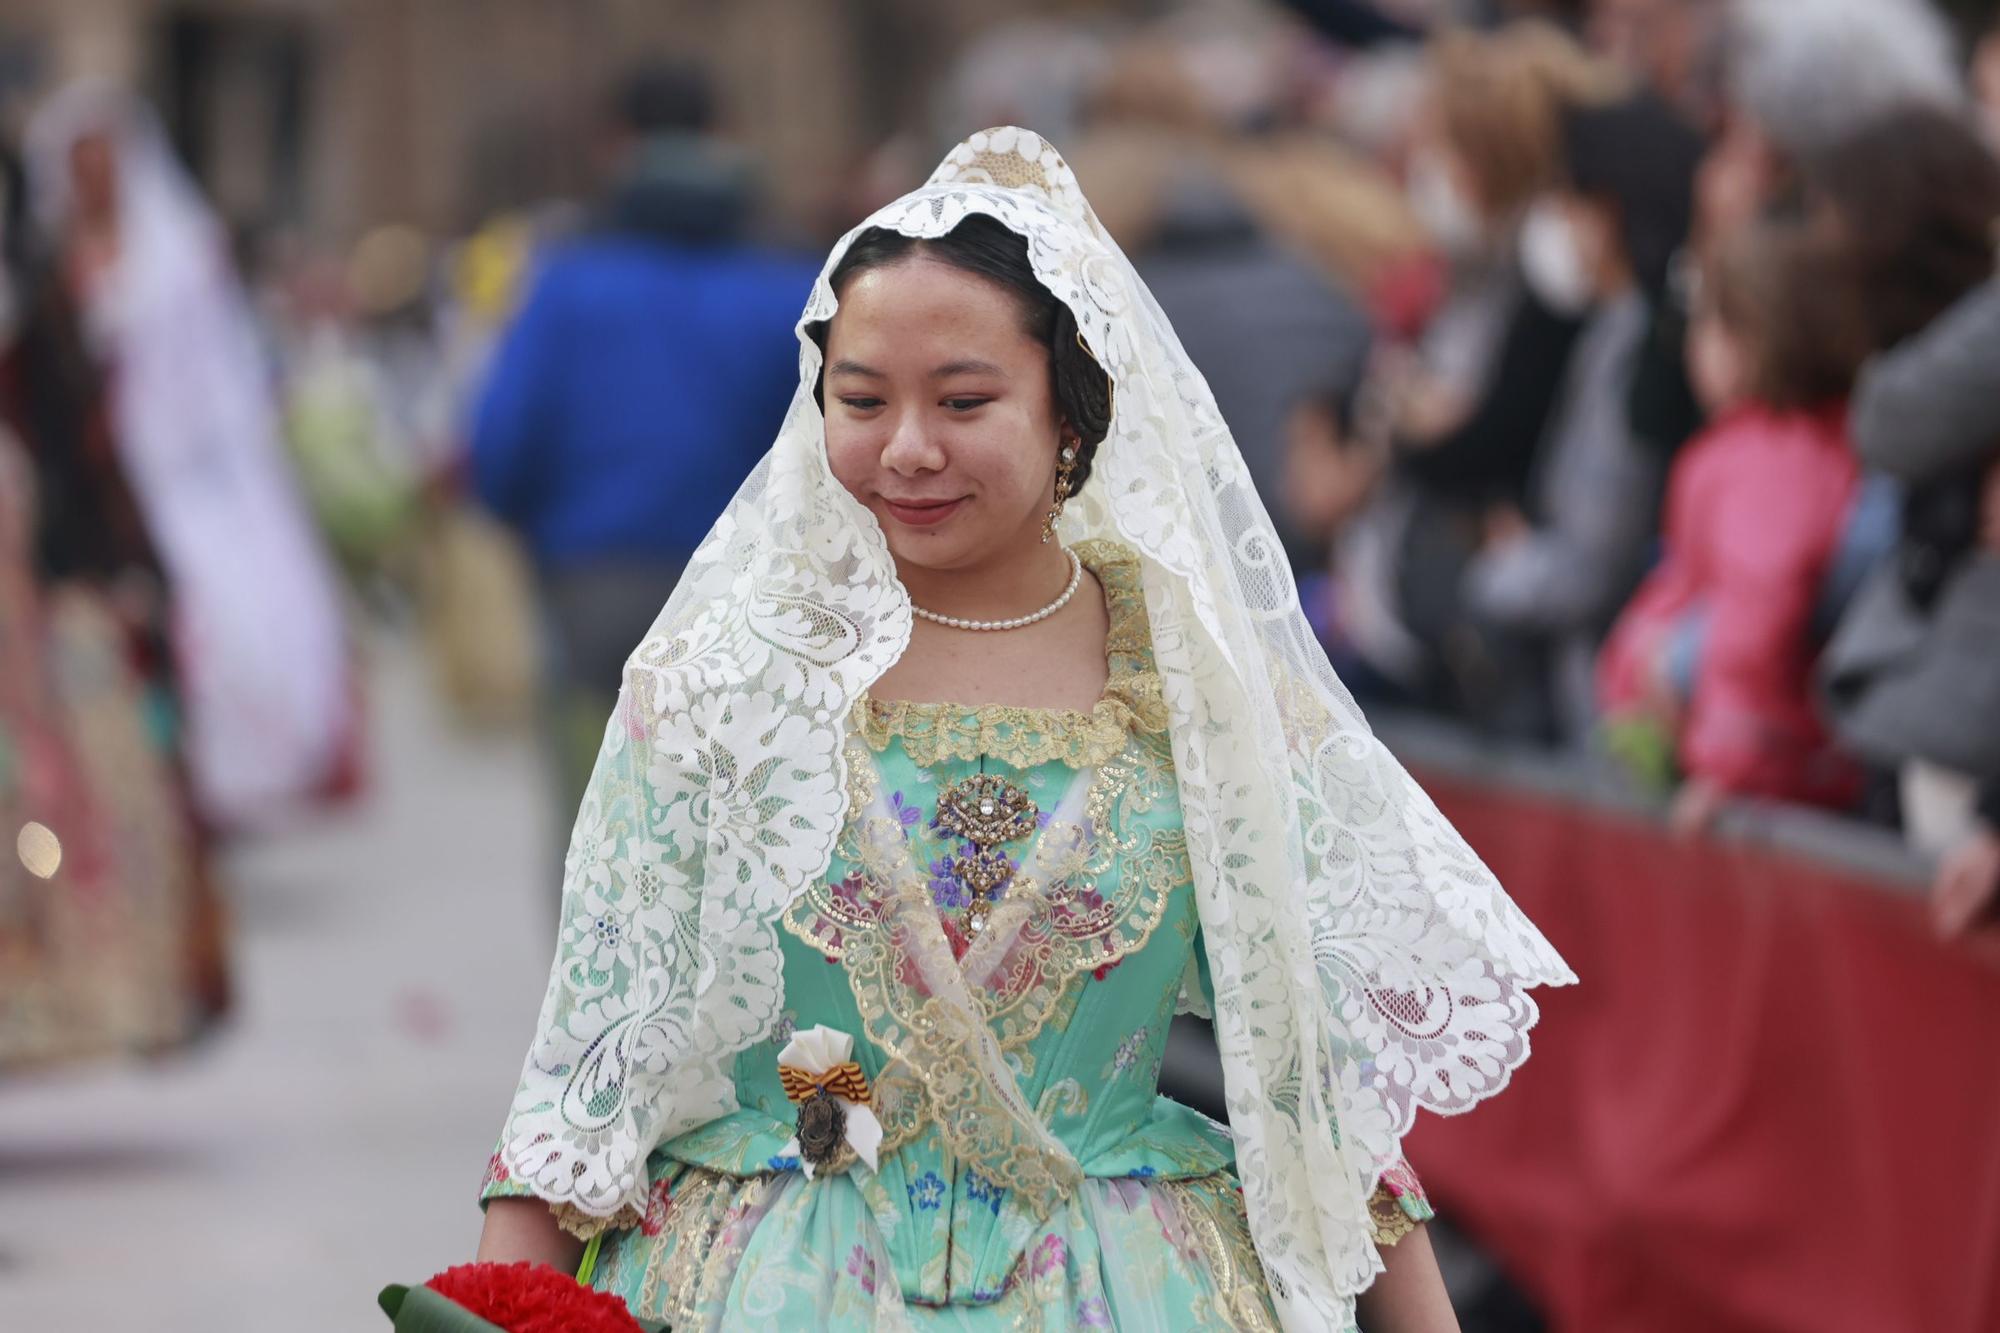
[808,213,1115,496]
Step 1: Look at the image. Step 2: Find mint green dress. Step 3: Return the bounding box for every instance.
[483,544,1430,1329]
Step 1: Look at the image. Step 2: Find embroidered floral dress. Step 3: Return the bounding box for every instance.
[483,544,1430,1329]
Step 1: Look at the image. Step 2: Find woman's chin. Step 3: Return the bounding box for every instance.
[882,527,1014,577]
[884,529,970,573]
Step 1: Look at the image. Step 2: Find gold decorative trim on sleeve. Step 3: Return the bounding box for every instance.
[552,1200,643,1241]
[1369,1184,1422,1246]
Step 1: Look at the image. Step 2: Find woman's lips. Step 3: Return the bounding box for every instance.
[881,497,966,527]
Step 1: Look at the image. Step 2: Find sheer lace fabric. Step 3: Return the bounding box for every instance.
[497,127,1573,1328]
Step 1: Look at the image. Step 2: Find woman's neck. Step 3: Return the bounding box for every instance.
[896,538,1075,624]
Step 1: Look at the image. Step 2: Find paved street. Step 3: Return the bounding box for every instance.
[0,634,559,1332]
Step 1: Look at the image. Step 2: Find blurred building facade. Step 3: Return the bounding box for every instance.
[0,0,1128,243]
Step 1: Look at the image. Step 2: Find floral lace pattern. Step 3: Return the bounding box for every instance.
[496,127,1573,1328]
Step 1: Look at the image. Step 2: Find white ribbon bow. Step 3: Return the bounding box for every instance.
[776,1024,884,1178]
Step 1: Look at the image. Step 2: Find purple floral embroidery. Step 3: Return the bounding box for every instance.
[927,849,971,910]
[926,842,1020,911]
[1077,1295,1113,1327]
[846,1244,878,1295]
[890,791,923,831]
[1030,1234,1068,1279]
[1103,1027,1150,1079]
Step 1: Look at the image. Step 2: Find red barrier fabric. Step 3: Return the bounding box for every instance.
[1403,772,2000,1333]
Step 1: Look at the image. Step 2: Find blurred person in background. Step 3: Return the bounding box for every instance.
[1275,0,1426,47]
[1831,276,2000,937]
[1579,0,1730,464]
[24,84,355,834]
[1598,221,1873,827]
[275,231,435,600]
[1621,0,1965,466]
[1807,104,2000,932]
[468,59,817,828]
[1700,0,1962,248]
[1331,21,1621,713]
[0,136,223,1064]
[1065,15,1385,573]
[1585,0,1728,125]
[1455,88,1704,744]
[1976,6,2000,145]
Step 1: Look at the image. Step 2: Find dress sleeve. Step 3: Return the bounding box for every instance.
[479,1138,540,1206]
[1368,1158,1436,1246]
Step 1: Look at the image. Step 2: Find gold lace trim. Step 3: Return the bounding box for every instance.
[783,629,1195,1214]
[1157,1176,1283,1332]
[786,760,1083,1216]
[1369,1183,1423,1247]
[636,1168,757,1325]
[552,1201,641,1241]
[787,734,1189,1064]
[851,539,1168,770]
[975,744,1186,1060]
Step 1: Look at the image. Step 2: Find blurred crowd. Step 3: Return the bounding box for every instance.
[1013,0,2000,938]
[5,0,2000,1076]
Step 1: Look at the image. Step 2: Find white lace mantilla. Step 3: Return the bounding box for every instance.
[498,126,1574,1329]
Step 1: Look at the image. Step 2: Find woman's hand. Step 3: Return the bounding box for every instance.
[1670,777,1728,841]
[1932,825,2000,940]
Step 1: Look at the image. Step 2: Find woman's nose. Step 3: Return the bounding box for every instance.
[879,410,945,475]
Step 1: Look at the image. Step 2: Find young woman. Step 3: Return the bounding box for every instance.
[477,128,1570,1330]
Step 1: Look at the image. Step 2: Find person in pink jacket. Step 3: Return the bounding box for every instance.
[1599,220,1873,828]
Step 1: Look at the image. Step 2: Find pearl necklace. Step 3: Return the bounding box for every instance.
[911,549,1083,632]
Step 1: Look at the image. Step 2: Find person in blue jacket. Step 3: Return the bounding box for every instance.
[470,60,818,828]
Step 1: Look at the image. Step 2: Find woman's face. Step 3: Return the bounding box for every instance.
[822,256,1064,575]
[68,132,119,225]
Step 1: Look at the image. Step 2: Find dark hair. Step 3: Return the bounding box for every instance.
[1707,221,1870,412]
[1804,102,2000,352]
[0,146,29,280]
[808,214,1114,494]
[611,59,714,137]
[1558,90,1705,297]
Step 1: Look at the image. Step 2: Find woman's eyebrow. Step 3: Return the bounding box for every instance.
[828,357,1007,379]
[931,359,1007,378]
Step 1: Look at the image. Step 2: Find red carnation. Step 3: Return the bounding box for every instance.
[423,1262,645,1333]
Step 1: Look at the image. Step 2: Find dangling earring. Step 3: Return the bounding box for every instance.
[1042,441,1079,543]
